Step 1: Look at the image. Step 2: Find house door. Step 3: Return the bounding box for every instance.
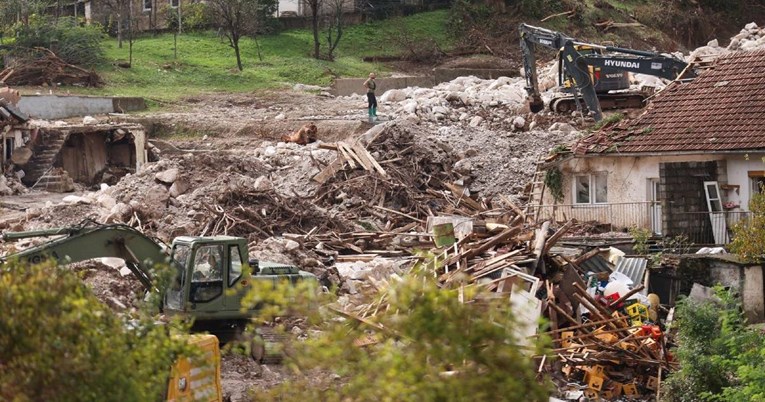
[704,181,728,244]
[649,179,662,235]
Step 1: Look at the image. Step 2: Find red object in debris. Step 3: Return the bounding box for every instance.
[641,324,662,340]
[604,292,621,307]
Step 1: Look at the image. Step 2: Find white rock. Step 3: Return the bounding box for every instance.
[155,168,179,184]
[111,203,133,219]
[0,176,11,196]
[119,267,133,277]
[380,89,407,103]
[285,239,300,251]
[62,195,91,204]
[169,178,190,197]
[82,115,98,125]
[707,38,719,47]
[745,22,758,30]
[264,146,277,156]
[489,100,499,107]
[401,100,418,114]
[96,194,116,210]
[274,113,286,120]
[432,106,448,115]
[469,116,483,127]
[549,122,577,134]
[101,257,126,270]
[512,116,526,130]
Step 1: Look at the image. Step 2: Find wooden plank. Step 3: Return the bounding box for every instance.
[312,157,346,184]
[542,219,575,255]
[337,142,358,169]
[352,142,387,176]
[443,181,484,211]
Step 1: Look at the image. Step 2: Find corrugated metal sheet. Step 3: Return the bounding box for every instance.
[614,257,648,286]
[578,253,613,274]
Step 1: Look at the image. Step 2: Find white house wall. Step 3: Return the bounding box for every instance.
[725,153,765,212]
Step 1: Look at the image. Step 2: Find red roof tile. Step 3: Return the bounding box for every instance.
[573,49,765,155]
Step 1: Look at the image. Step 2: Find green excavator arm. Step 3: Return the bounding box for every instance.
[1,223,172,290]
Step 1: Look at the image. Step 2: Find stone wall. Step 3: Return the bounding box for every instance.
[660,161,718,242]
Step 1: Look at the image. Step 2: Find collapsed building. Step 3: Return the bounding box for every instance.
[0,90,146,193]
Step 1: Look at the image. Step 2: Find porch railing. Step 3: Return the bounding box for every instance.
[530,202,752,245]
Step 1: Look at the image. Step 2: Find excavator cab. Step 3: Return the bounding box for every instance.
[559,45,630,94]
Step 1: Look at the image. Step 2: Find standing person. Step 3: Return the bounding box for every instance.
[363,72,377,122]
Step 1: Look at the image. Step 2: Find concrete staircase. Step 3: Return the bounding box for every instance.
[22,131,74,192]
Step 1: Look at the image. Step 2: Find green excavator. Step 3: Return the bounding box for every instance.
[0,221,315,362]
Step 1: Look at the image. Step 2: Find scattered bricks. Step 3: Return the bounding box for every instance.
[585,373,604,392]
[583,389,599,399]
[623,383,638,397]
[646,376,659,391]
[561,331,574,348]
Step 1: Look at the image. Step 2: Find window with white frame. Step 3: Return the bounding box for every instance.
[170,0,179,8]
[573,173,607,204]
[143,0,153,11]
[750,171,765,195]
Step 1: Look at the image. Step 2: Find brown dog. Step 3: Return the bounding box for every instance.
[281,122,318,145]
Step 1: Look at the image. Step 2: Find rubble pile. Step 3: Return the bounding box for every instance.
[0,49,103,87]
[689,22,765,61]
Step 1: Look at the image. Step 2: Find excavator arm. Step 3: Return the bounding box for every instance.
[1,223,173,290]
[519,23,603,120]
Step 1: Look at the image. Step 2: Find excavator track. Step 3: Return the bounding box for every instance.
[551,93,647,114]
[251,327,288,364]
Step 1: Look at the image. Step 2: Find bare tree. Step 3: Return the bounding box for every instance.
[208,0,262,71]
[323,0,345,60]
[305,0,322,59]
[102,0,130,48]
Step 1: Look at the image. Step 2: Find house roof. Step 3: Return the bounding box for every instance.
[573,48,765,155]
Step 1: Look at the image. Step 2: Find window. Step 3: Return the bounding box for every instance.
[573,173,607,204]
[166,243,191,310]
[229,245,243,286]
[749,171,765,195]
[143,0,152,11]
[190,245,224,302]
[170,0,179,8]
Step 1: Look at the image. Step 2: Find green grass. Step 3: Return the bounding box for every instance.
[90,10,452,101]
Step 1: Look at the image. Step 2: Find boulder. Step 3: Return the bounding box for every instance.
[169,177,190,197]
[380,89,407,103]
[155,168,179,184]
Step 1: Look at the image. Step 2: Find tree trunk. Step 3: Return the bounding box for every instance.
[117,16,123,48]
[234,38,243,71]
[311,5,320,59]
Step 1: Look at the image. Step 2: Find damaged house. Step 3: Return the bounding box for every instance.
[532,48,765,245]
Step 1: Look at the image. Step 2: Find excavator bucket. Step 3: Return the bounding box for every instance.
[528,95,545,113]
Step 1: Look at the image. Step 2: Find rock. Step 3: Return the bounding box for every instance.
[549,122,577,134]
[380,89,407,103]
[707,38,719,47]
[155,168,179,184]
[489,100,499,107]
[529,121,538,130]
[745,22,758,30]
[264,146,277,156]
[62,195,91,204]
[285,239,300,251]
[96,194,116,210]
[0,176,12,196]
[101,257,126,270]
[445,92,461,102]
[111,202,133,220]
[83,115,99,125]
[469,116,483,127]
[119,267,133,277]
[253,176,274,191]
[169,178,190,197]
[453,159,473,175]
[100,183,110,191]
[274,113,286,120]
[401,100,418,114]
[10,147,33,165]
[512,116,526,130]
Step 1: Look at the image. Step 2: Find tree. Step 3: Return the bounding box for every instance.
[306,0,323,59]
[0,261,192,401]
[208,0,264,71]
[323,0,345,60]
[241,272,552,401]
[730,189,765,262]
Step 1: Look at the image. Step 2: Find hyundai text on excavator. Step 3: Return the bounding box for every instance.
[0,221,315,360]
[519,23,696,121]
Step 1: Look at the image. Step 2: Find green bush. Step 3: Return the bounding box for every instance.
[730,189,765,262]
[662,288,765,402]
[242,271,552,401]
[13,16,105,66]
[0,260,192,402]
[161,2,213,32]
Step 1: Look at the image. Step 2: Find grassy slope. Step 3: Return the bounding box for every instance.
[93,10,452,100]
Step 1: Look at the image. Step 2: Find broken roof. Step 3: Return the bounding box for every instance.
[573,48,765,155]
